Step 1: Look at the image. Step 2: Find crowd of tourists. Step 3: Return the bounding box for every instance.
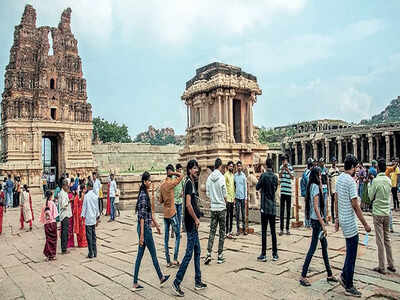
[0,154,398,298]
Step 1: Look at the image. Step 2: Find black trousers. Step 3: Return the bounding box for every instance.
[280,194,291,231]
[331,193,336,223]
[235,198,245,232]
[392,187,399,210]
[61,218,69,253]
[86,225,97,258]
[226,202,234,234]
[261,212,277,256]
[98,197,103,215]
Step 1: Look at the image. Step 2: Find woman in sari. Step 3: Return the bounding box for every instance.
[20,185,34,231]
[106,175,111,216]
[67,187,75,248]
[40,191,58,261]
[73,184,87,247]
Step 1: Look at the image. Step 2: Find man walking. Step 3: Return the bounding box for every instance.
[224,161,235,239]
[159,164,184,267]
[174,164,185,233]
[279,156,294,235]
[81,181,100,258]
[319,158,329,223]
[59,179,72,254]
[335,154,371,297]
[368,158,396,274]
[385,158,400,211]
[205,158,227,265]
[5,174,13,209]
[172,160,207,297]
[328,157,340,223]
[108,173,117,222]
[301,158,314,227]
[234,161,247,236]
[92,172,102,215]
[256,158,279,262]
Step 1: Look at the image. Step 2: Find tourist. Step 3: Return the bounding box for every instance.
[132,171,170,291]
[20,184,34,231]
[224,161,235,238]
[42,173,48,198]
[205,158,227,265]
[370,160,378,179]
[159,164,184,267]
[234,161,247,235]
[114,187,120,217]
[335,154,371,297]
[279,156,294,235]
[301,158,314,228]
[172,159,207,297]
[92,172,102,215]
[59,179,72,254]
[5,174,14,209]
[299,167,337,286]
[319,158,329,223]
[108,173,117,222]
[81,180,100,259]
[106,174,112,216]
[74,184,88,248]
[256,158,278,262]
[50,171,56,189]
[357,163,367,208]
[385,158,400,211]
[54,178,62,223]
[328,157,340,223]
[67,187,75,249]
[39,190,58,261]
[0,186,4,234]
[368,158,396,274]
[12,176,20,208]
[75,174,80,186]
[173,163,185,233]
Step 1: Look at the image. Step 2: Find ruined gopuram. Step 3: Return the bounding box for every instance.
[0,5,95,190]
[179,62,268,206]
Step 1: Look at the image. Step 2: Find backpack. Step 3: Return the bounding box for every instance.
[300,169,310,197]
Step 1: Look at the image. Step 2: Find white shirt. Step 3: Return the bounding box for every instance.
[59,189,72,221]
[337,173,358,239]
[81,190,100,226]
[93,178,101,196]
[50,175,55,183]
[109,180,117,197]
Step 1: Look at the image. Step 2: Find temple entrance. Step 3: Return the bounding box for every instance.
[42,133,62,189]
[233,99,242,143]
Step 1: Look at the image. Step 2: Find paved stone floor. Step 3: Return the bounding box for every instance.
[1,195,400,299]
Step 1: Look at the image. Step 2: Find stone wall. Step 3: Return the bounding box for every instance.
[93,143,182,174]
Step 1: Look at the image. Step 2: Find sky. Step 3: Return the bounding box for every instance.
[1,1,400,136]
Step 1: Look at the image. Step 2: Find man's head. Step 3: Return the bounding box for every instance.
[371,160,377,168]
[227,161,234,173]
[266,158,273,169]
[215,158,223,171]
[377,158,386,173]
[175,163,183,173]
[187,159,199,178]
[319,157,325,167]
[110,173,114,180]
[166,164,175,177]
[7,174,11,179]
[77,173,80,178]
[62,179,69,191]
[87,179,94,190]
[393,157,399,166]
[282,156,288,166]
[236,161,243,173]
[344,154,358,176]
[92,172,97,180]
[331,157,337,167]
[66,173,69,178]
[307,157,314,169]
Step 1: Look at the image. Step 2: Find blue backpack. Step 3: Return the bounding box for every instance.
[300,170,310,197]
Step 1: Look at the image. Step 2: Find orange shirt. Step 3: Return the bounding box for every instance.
[159,175,184,219]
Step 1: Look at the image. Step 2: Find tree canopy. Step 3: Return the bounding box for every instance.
[93,117,132,143]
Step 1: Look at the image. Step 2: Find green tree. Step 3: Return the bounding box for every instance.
[93,117,132,143]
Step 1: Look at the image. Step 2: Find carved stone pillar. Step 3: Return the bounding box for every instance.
[229,96,234,142]
[313,140,318,160]
[384,132,391,162]
[360,137,365,163]
[368,134,373,162]
[375,136,380,158]
[352,135,358,159]
[337,136,343,163]
[249,99,254,143]
[217,95,221,124]
[301,141,306,165]
[345,138,349,156]
[186,105,189,129]
[294,142,299,165]
[325,139,330,162]
[394,134,397,159]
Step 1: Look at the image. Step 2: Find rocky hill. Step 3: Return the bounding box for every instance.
[361,96,400,124]
[134,126,184,145]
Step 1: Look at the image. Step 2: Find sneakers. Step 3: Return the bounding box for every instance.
[286,230,291,235]
[257,255,267,262]
[160,274,170,287]
[172,281,184,297]
[279,231,284,236]
[204,253,211,265]
[272,254,279,261]
[217,254,225,264]
[195,282,207,290]
[345,287,362,297]
[388,266,397,273]
[131,284,144,291]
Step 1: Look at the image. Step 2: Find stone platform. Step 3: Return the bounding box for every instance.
[0,195,399,299]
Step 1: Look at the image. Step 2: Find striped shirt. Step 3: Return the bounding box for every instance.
[279,164,294,196]
[336,173,358,238]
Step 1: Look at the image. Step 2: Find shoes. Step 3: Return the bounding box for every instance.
[61,250,70,255]
[327,276,338,283]
[345,287,362,297]
[272,254,279,261]
[87,255,93,259]
[286,230,291,235]
[195,282,207,290]
[131,284,144,291]
[204,253,211,265]
[217,254,225,264]
[172,281,184,297]
[244,231,248,236]
[257,255,267,262]
[279,231,284,236]
[236,232,240,236]
[388,266,396,273]
[373,267,386,275]
[299,278,311,287]
[160,274,170,287]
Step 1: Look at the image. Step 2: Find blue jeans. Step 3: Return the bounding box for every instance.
[174,230,201,286]
[6,191,12,208]
[133,223,163,284]
[323,190,328,220]
[164,214,181,263]
[235,198,245,232]
[342,234,359,289]
[175,203,183,232]
[110,197,115,220]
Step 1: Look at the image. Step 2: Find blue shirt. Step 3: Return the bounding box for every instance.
[234,172,247,200]
[310,184,322,220]
[81,190,100,226]
[369,167,377,179]
[6,179,14,192]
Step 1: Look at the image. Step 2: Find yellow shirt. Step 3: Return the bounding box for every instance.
[389,166,400,187]
[224,171,235,203]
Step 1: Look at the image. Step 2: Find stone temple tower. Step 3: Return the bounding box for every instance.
[0,5,95,190]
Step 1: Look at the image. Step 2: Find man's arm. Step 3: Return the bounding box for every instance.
[352,197,370,232]
[334,193,339,231]
[256,174,263,191]
[186,194,199,229]
[206,177,211,199]
[244,176,247,200]
[158,186,164,204]
[289,167,294,180]
[81,197,86,218]
[367,180,376,202]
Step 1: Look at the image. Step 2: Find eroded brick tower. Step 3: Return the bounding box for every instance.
[0,5,95,189]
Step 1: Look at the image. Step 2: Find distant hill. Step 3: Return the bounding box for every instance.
[134,126,184,145]
[361,96,400,125]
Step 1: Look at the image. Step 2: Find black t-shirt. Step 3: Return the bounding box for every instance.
[184,178,201,232]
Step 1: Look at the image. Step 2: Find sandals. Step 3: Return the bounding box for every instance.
[299,278,311,287]
[373,267,386,275]
[173,261,180,267]
[327,276,338,283]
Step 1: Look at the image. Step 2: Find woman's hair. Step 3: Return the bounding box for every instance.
[23,184,29,192]
[79,183,86,198]
[305,167,324,220]
[186,159,199,177]
[135,171,151,213]
[45,190,53,208]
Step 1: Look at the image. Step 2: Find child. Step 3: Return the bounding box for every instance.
[40,191,58,261]
[20,185,34,231]
[115,188,120,217]
[0,187,4,234]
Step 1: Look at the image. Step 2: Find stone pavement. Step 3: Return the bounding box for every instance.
[1,195,400,300]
